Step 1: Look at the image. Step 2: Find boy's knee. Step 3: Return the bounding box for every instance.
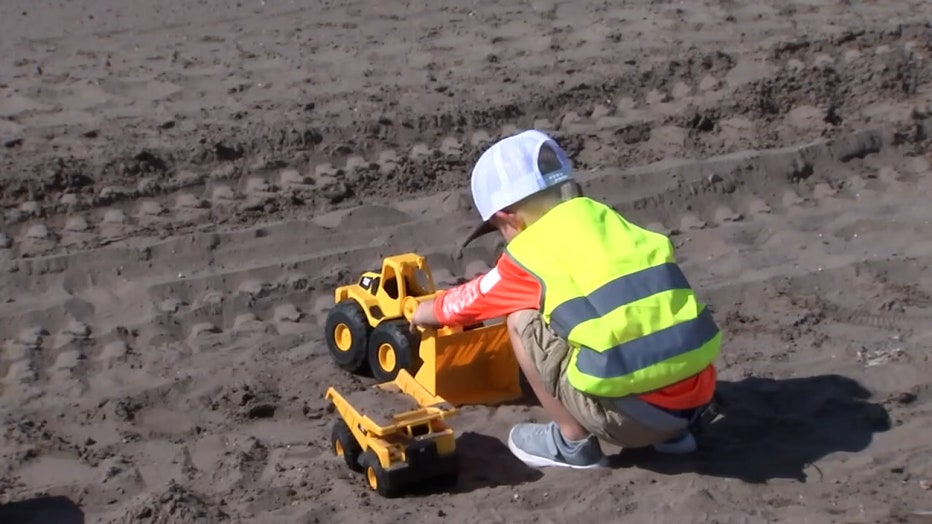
[506,310,569,396]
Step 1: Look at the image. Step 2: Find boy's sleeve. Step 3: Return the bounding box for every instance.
[432,254,542,327]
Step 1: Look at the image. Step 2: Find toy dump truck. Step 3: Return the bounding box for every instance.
[324,253,522,406]
[325,368,459,497]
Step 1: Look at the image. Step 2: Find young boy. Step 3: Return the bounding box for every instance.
[410,129,722,469]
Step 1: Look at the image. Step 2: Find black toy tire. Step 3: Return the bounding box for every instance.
[359,450,403,498]
[367,321,418,383]
[325,300,370,373]
[331,419,363,472]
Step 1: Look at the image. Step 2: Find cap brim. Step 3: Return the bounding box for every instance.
[461,220,497,249]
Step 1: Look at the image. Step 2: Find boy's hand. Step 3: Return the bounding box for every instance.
[409,299,441,333]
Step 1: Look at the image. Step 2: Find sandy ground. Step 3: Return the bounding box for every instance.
[1,0,932,522]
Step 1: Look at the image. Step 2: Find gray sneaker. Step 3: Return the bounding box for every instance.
[506,421,608,469]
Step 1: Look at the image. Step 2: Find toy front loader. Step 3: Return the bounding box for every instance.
[324,253,523,407]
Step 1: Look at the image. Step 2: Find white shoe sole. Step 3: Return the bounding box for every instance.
[507,432,609,469]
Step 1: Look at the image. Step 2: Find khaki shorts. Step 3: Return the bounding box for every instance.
[513,310,686,448]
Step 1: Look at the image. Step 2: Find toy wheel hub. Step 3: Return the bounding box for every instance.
[334,323,352,352]
[377,343,396,371]
[366,466,378,489]
[334,440,344,456]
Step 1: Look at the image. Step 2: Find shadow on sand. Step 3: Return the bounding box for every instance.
[391,373,890,496]
[0,495,84,524]
[401,431,544,497]
[611,374,893,483]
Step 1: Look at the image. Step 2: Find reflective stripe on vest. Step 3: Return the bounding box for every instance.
[548,262,691,339]
[573,307,720,379]
[546,262,720,379]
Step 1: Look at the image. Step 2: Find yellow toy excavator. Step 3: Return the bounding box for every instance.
[323,253,522,407]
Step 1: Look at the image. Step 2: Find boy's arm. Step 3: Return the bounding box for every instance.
[409,254,541,330]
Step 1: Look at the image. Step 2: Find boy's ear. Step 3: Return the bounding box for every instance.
[493,209,519,227]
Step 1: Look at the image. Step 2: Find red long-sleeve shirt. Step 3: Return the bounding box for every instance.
[433,253,716,410]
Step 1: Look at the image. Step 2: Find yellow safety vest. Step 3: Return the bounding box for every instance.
[504,197,722,398]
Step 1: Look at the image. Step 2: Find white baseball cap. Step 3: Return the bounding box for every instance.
[461,129,574,247]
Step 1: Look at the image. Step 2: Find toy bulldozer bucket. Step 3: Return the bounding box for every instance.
[403,296,523,406]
